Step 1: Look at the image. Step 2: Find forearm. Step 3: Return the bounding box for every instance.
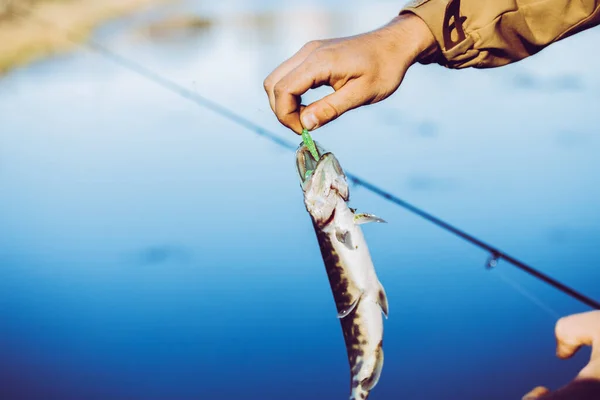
[401,0,600,68]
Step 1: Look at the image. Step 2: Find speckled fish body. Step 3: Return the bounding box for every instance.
[296,142,389,400]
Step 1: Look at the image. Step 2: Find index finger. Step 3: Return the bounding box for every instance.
[273,54,332,133]
[555,311,600,359]
[263,40,323,115]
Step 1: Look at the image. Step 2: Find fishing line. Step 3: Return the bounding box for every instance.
[11,5,600,311]
[492,267,561,320]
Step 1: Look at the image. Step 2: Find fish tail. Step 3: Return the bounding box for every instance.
[349,388,370,400]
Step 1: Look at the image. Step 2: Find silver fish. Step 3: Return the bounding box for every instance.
[296,142,389,400]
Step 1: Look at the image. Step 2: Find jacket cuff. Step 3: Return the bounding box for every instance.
[400,0,477,68]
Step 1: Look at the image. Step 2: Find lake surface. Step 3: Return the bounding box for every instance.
[1,1,599,399]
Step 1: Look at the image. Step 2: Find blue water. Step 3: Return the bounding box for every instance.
[1,1,599,399]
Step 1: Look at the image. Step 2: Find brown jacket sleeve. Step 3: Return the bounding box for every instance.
[401,0,600,68]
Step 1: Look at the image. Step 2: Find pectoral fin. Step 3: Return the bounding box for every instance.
[354,213,387,225]
[335,229,354,250]
[337,291,363,319]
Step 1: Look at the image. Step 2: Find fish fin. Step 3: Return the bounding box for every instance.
[337,291,363,319]
[377,282,389,319]
[361,342,384,391]
[353,213,387,225]
[335,229,354,250]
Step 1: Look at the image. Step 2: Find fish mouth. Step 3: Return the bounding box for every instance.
[295,140,328,185]
[296,141,349,222]
[295,140,348,202]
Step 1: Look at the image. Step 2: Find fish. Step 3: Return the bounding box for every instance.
[295,141,389,400]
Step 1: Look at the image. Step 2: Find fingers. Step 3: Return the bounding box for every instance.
[263,40,323,131]
[264,40,370,134]
[522,386,550,399]
[523,311,600,399]
[554,311,600,360]
[271,49,339,134]
[300,79,368,130]
[269,51,372,133]
[555,311,600,381]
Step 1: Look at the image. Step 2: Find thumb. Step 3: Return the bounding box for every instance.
[522,386,550,399]
[554,311,600,360]
[300,79,368,131]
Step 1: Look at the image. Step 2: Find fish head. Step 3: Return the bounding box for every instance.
[296,141,349,226]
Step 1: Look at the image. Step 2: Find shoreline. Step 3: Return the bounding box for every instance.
[0,0,172,75]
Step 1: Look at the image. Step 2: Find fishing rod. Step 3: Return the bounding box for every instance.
[14,8,600,311]
[347,176,600,310]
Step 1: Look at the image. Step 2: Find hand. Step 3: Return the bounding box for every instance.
[523,311,600,399]
[263,13,436,134]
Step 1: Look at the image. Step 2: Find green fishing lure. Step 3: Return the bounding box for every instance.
[302,128,319,162]
[301,128,319,180]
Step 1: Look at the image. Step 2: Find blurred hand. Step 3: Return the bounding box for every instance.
[523,311,600,399]
[263,13,436,134]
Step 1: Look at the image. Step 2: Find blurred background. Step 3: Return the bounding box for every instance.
[1,0,599,399]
